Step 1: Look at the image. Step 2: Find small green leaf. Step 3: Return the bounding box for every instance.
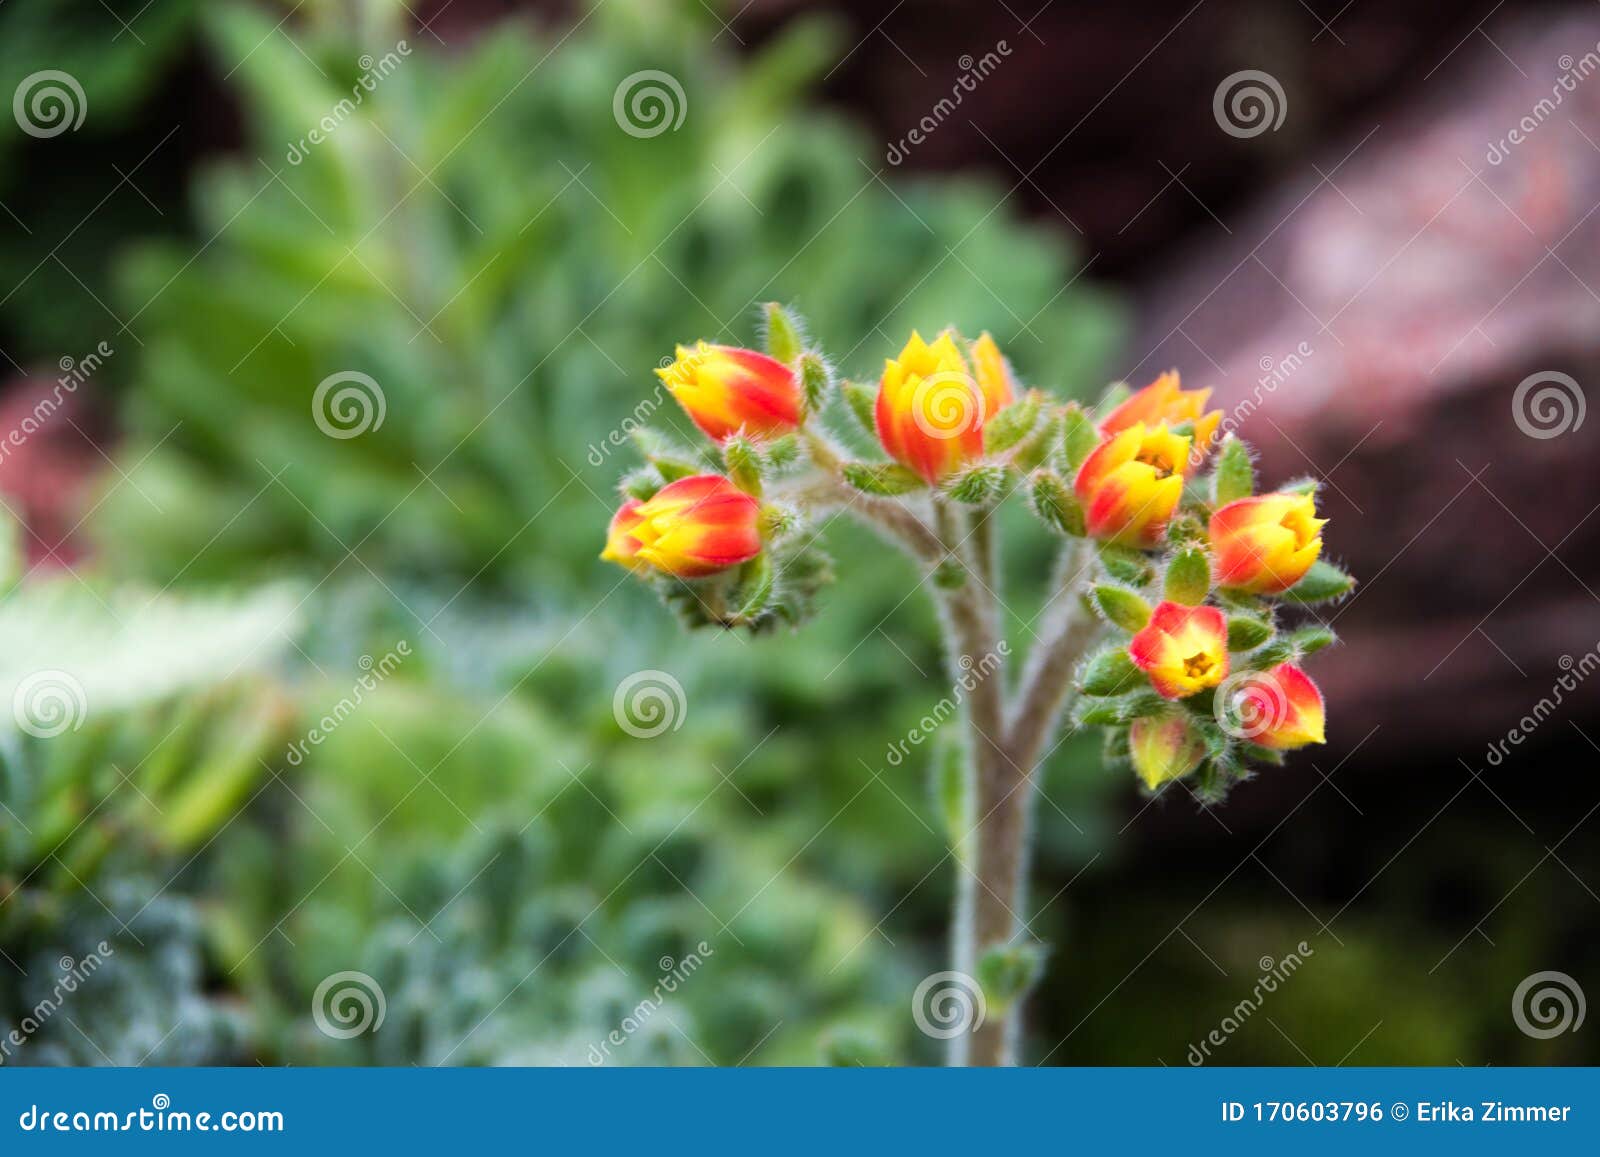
[1029,469,1085,536]
[842,461,925,496]
[764,433,801,469]
[621,468,662,502]
[1281,476,1320,497]
[1061,403,1101,472]
[943,463,1007,506]
[1288,624,1336,656]
[1241,743,1287,767]
[733,553,774,621]
[1097,542,1154,585]
[1163,547,1211,605]
[1244,638,1296,670]
[1226,615,1273,651]
[1079,647,1143,696]
[841,380,878,437]
[1093,585,1152,632]
[761,301,805,364]
[983,396,1040,455]
[1212,435,1255,505]
[978,943,1046,1016]
[1281,560,1354,604]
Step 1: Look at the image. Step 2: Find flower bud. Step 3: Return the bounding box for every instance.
[1100,370,1221,458]
[875,330,1015,484]
[1223,663,1326,750]
[1209,491,1326,594]
[1128,601,1230,700]
[657,342,803,442]
[1073,422,1193,547]
[1129,715,1207,789]
[600,474,762,578]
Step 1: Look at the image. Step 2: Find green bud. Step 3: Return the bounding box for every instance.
[723,435,763,496]
[1029,469,1086,537]
[1226,615,1273,652]
[761,301,805,364]
[1079,647,1143,696]
[1060,403,1101,472]
[1093,585,1152,632]
[983,396,1041,455]
[798,351,833,413]
[759,503,797,540]
[943,463,1008,506]
[842,461,926,496]
[733,553,774,623]
[1212,435,1255,506]
[1281,560,1355,604]
[978,942,1046,1016]
[1163,547,1211,605]
[842,380,878,438]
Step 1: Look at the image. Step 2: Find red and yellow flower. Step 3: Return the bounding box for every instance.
[1073,422,1193,547]
[1101,370,1221,455]
[1209,491,1326,594]
[875,330,1015,484]
[1229,663,1326,750]
[656,341,803,442]
[601,474,762,578]
[1128,714,1208,790]
[1128,601,1230,700]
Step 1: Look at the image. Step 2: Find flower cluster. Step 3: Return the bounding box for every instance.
[601,304,1353,800]
[1064,374,1351,800]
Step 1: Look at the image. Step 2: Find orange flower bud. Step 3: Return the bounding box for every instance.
[1209,492,1326,594]
[1128,601,1229,700]
[875,330,1015,484]
[656,342,803,442]
[600,474,761,578]
[1129,715,1207,789]
[1073,422,1193,547]
[1101,370,1221,458]
[1220,663,1326,750]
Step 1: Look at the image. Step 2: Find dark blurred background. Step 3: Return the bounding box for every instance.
[0,0,1596,1066]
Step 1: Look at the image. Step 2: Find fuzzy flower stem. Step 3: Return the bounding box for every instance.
[1007,540,1101,771]
[799,427,946,563]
